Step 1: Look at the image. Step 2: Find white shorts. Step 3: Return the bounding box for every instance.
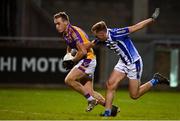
[74,58,96,79]
[114,58,143,80]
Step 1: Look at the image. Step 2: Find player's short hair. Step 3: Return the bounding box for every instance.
[54,12,69,21]
[91,21,107,33]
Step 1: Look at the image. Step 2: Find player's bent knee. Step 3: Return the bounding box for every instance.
[64,77,75,86]
[64,78,70,85]
[106,81,116,90]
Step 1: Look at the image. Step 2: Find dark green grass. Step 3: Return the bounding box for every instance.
[0,88,179,120]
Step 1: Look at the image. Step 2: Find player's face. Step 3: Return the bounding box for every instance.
[94,31,107,41]
[54,17,67,33]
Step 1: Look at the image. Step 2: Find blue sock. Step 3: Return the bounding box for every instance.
[150,79,159,86]
[104,109,111,116]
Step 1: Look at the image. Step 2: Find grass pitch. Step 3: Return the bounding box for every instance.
[0,88,179,120]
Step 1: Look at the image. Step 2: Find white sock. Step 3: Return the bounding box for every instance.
[87,96,94,101]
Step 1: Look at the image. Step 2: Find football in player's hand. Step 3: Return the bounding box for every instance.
[63,53,75,70]
[63,53,74,61]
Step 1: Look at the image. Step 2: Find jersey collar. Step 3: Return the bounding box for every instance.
[106,28,112,41]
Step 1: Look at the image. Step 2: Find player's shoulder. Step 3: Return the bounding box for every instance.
[72,25,89,39]
[109,27,128,31]
[69,25,81,36]
[71,25,86,34]
[72,25,82,32]
[71,25,79,29]
[109,27,129,35]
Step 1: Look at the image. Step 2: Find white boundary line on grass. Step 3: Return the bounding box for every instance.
[0,109,61,117]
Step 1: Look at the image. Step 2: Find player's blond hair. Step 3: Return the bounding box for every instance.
[91,21,107,33]
[54,12,69,22]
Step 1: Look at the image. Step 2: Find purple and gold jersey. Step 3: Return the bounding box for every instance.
[63,24,95,59]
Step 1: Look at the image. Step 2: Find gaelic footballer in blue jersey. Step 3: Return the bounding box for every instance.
[90,8,169,117]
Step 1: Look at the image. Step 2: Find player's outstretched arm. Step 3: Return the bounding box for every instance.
[84,39,98,50]
[128,8,160,33]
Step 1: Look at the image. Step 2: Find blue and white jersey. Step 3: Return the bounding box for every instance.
[105,27,141,65]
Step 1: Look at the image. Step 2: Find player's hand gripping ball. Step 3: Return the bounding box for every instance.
[63,53,75,70]
[71,49,77,56]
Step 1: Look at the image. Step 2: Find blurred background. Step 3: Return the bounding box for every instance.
[0,0,180,88]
